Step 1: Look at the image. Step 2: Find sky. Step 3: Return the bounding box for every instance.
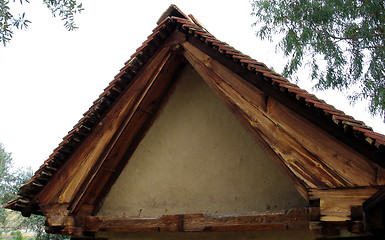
[1,1,384,171]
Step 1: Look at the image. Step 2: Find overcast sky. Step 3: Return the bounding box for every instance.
[1,1,384,171]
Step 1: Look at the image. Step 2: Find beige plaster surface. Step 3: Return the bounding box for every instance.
[96,231,316,240]
[98,65,306,217]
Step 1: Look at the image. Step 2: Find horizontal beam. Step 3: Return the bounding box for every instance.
[84,208,310,233]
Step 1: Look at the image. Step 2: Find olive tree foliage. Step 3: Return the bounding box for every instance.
[0,143,30,232]
[0,143,67,239]
[251,0,385,117]
[0,0,83,46]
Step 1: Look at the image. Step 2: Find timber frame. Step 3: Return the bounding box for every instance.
[5,5,385,238]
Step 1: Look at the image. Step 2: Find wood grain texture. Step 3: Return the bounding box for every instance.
[187,36,385,167]
[73,52,186,215]
[85,209,309,233]
[267,98,382,186]
[182,41,309,199]
[309,187,380,221]
[36,46,174,215]
[182,41,382,190]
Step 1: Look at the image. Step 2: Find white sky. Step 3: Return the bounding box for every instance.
[1,1,384,171]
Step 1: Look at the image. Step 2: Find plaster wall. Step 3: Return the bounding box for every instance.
[97,65,306,218]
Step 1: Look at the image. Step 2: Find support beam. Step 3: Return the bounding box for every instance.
[182,40,382,192]
[84,209,310,233]
[309,187,380,221]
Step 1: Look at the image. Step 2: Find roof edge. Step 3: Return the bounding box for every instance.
[157,4,190,25]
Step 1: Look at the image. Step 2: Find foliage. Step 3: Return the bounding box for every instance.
[0,143,29,232]
[0,0,83,46]
[10,231,23,240]
[0,143,68,240]
[251,0,385,117]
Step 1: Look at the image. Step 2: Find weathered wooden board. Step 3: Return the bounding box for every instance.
[36,46,175,214]
[182,42,309,199]
[182,41,382,191]
[85,209,309,232]
[72,52,186,215]
[309,187,380,221]
[267,98,382,186]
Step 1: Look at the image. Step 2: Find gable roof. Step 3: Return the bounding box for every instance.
[5,4,385,236]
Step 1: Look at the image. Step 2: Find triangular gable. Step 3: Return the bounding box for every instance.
[98,64,306,217]
[5,4,385,237]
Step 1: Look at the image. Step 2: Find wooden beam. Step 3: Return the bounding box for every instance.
[87,56,186,215]
[185,35,385,168]
[181,41,382,191]
[68,48,177,214]
[363,186,385,212]
[84,209,310,233]
[85,215,181,232]
[181,41,309,199]
[309,187,380,222]
[363,186,385,235]
[69,52,186,215]
[183,208,309,232]
[266,98,381,186]
[36,45,177,211]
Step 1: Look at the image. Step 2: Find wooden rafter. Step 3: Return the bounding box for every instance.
[69,49,186,216]
[35,42,185,217]
[181,41,381,190]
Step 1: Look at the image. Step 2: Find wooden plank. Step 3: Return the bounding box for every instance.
[72,53,186,215]
[183,208,309,232]
[36,45,174,210]
[85,215,181,232]
[84,209,310,233]
[182,42,310,199]
[267,98,381,186]
[186,36,385,168]
[182,41,382,188]
[309,187,380,221]
[69,48,177,212]
[182,42,349,189]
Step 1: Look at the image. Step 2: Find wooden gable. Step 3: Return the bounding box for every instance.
[97,64,306,218]
[5,4,385,238]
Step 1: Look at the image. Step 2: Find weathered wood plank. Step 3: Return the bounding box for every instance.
[36,45,175,212]
[182,42,310,198]
[73,53,186,215]
[309,187,380,221]
[85,215,181,232]
[84,209,309,233]
[186,36,385,168]
[182,41,382,189]
[183,42,341,189]
[183,208,309,232]
[267,98,381,186]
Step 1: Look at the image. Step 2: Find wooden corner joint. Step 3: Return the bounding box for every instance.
[309,204,367,236]
[45,214,87,236]
[308,190,371,236]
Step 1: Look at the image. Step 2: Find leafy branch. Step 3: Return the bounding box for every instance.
[251,0,385,118]
[0,0,83,46]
